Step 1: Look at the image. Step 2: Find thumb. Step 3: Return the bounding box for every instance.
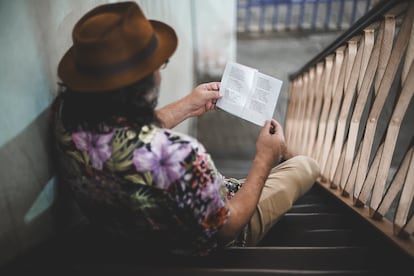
[204,81,221,91]
[260,120,271,134]
[205,89,222,100]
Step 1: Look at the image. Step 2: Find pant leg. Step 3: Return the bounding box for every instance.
[245,155,320,246]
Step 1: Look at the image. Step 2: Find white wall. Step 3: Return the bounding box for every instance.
[136,0,195,134]
[194,0,237,79]
[0,0,236,266]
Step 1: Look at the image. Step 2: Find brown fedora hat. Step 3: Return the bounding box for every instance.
[58,1,178,92]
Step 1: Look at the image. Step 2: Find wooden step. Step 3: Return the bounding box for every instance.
[289,203,341,213]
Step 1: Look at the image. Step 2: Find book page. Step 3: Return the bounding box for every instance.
[217,62,257,117]
[241,72,283,126]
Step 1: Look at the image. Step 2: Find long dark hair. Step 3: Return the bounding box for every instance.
[58,73,160,132]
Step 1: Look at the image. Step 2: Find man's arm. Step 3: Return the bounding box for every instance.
[156,82,221,129]
[218,156,272,241]
[217,120,286,243]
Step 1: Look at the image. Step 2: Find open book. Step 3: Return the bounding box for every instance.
[217,62,283,126]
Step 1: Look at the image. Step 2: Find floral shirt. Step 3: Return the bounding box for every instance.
[51,99,244,256]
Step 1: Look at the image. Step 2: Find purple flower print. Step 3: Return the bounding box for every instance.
[72,131,114,170]
[201,177,224,212]
[179,133,206,153]
[133,131,192,189]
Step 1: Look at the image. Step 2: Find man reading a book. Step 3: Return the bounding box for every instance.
[51,1,320,256]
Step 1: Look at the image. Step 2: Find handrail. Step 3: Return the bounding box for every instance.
[289,0,403,80]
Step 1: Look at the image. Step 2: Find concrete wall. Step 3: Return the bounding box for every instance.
[0,0,236,266]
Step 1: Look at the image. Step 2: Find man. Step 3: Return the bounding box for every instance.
[52,1,320,256]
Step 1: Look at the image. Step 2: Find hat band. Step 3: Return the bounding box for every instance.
[76,34,158,77]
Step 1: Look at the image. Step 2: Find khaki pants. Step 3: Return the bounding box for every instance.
[244,155,320,246]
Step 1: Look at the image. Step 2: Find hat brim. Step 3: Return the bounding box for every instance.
[58,20,178,92]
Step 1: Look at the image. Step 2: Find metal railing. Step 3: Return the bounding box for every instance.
[286,0,414,257]
[238,0,374,34]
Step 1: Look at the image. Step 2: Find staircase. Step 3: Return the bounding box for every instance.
[1,183,413,275]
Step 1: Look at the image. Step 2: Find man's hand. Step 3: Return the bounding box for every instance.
[184,82,222,117]
[156,82,222,129]
[255,119,286,166]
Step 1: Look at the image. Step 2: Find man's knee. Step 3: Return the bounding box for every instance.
[289,155,321,180]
